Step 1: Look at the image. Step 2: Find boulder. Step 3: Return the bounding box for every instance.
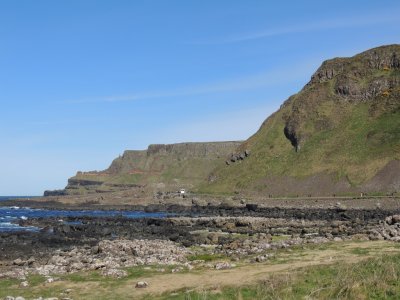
[91,245,100,254]
[255,255,268,262]
[385,216,393,225]
[60,225,71,234]
[27,257,36,266]
[12,259,25,266]
[392,215,400,223]
[101,227,112,236]
[246,204,258,211]
[135,281,149,288]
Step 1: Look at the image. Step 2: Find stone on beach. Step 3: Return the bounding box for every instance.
[135,281,149,288]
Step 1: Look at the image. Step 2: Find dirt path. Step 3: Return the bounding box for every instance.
[48,240,400,299]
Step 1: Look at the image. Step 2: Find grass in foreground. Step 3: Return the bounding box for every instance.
[156,253,400,300]
[1,241,400,299]
[0,265,180,299]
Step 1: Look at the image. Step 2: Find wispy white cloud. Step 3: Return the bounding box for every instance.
[191,13,400,45]
[156,103,279,144]
[63,59,319,104]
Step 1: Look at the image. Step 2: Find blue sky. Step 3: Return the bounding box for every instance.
[1,0,399,195]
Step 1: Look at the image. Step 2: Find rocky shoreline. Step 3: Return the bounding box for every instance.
[2,197,400,300]
[2,213,400,279]
[2,209,400,271]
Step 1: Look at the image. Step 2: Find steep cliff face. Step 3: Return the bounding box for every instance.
[203,45,400,196]
[48,142,241,195]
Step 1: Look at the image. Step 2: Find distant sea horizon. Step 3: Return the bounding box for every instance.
[0,196,40,201]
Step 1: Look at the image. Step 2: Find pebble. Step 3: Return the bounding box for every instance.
[46,277,55,283]
[215,262,234,270]
[135,281,149,288]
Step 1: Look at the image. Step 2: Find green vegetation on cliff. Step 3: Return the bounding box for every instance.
[201,45,400,196]
[60,142,241,195]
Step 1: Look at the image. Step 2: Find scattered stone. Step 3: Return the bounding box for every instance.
[19,281,29,288]
[371,215,400,242]
[184,262,194,270]
[5,210,400,286]
[171,267,184,273]
[27,257,36,266]
[13,259,24,266]
[392,215,400,223]
[91,245,100,254]
[5,268,28,280]
[215,262,233,270]
[46,277,55,283]
[255,255,268,262]
[385,216,393,225]
[70,262,84,271]
[135,281,149,288]
[101,268,128,278]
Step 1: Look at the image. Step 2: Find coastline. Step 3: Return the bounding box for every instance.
[2,194,400,299]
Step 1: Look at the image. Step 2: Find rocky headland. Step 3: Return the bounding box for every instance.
[44,141,242,197]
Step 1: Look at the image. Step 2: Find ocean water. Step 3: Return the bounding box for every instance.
[0,196,169,232]
[0,196,39,201]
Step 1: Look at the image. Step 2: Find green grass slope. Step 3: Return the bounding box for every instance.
[201,45,400,196]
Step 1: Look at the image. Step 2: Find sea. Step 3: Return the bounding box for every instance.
[0,196,168,232]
